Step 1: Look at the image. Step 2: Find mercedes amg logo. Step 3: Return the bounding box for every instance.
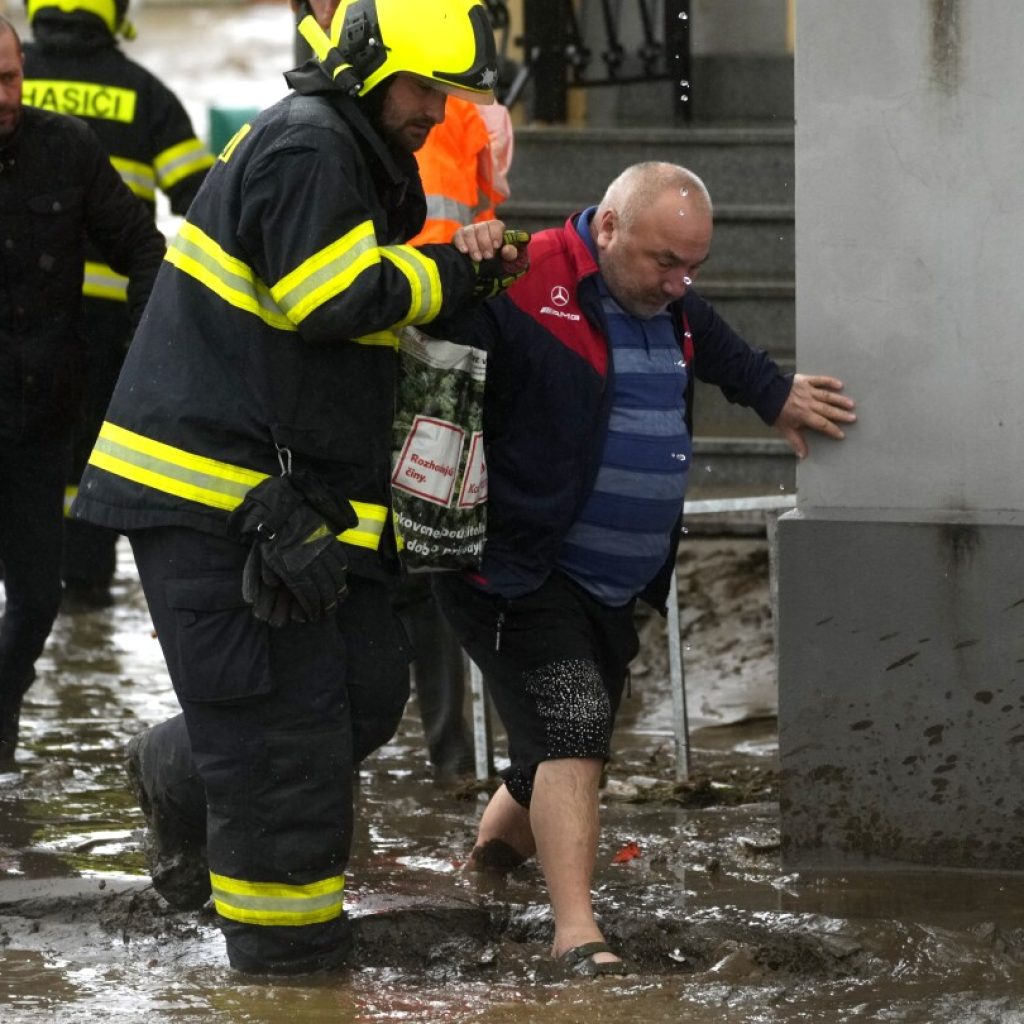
[550,285,570,307]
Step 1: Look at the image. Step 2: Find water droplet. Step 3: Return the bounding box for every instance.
[680,95,690,102]
[683,276,692,286]
[704,465,712,473]
[680,188,689,197]
[678,209,686,216]
[679,11,688,19]
[679,80,690,89]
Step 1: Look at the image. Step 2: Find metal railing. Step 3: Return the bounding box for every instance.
[496,0,692,124]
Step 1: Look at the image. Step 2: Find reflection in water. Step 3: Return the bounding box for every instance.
[2,539,1024,1023]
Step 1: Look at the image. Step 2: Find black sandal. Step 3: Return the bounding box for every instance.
[560,941,636,978]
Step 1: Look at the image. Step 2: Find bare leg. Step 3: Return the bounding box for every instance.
[467,783,536,871]
[531,757,620,966]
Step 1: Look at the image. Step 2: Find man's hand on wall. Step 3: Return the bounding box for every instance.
[774,374,857,459]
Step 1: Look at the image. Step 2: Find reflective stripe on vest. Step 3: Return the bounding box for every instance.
[110,155,156,202]
[88,421,386,550]
[83,260,128,301]
[154,137,214,191]
[21,77,137,123]
[210,871,345,927]
[424,193,473,227]
[64,484,77,518]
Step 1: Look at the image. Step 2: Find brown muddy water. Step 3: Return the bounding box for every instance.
[4,5,1024,1019]
[3,537,1024,1023]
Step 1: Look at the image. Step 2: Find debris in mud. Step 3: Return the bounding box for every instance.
[602,765,779,807]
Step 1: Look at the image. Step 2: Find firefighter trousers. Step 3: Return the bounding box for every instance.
[129,526,410,973]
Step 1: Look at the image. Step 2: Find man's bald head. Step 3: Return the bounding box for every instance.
[597,162,712,234]
[0,15,21,49]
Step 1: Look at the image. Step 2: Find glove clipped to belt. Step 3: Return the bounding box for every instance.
[228,471,357,628]
[473,229,531,299]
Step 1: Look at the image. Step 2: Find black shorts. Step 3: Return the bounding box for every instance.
[433,570,639,806]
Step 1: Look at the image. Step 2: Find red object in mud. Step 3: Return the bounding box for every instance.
[611,841,642,864]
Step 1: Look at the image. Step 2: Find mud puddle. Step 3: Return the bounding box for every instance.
[2,537,1024,1022]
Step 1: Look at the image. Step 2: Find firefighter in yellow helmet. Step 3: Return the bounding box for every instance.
[73,0,528,974]
[22,0,214,609]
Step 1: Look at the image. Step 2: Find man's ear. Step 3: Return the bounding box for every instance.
[594,208,617,250]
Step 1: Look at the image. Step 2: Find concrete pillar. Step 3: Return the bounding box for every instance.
[778,0,1024,869]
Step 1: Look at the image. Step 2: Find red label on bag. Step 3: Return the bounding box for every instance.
[391,415,465,506]
[458,431,487,508]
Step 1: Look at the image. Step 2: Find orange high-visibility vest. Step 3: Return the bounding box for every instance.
[410,97,509,245]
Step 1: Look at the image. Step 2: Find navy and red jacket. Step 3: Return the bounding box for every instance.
[470,213,793,611]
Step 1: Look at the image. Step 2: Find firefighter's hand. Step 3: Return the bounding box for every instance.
[453,220,515,261]
[228,474,355,626]
[469,229,531,299]
[773,374,857,459]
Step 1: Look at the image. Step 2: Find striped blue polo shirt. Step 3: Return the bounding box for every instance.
[556,208,690,606]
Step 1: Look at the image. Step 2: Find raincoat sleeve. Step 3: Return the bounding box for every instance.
[77,120,166,327]
[683,289,792,425]
[237,123,479,347]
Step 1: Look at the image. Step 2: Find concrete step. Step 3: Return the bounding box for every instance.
[697,279,794,360]
[583,55,795,127]
[689,436,795,496]
[503,200,794,279]
[507,125,794,207]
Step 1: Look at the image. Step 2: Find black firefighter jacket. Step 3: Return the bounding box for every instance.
[23,16,213,305]
[73,65,482,580]
[0,105,165,444]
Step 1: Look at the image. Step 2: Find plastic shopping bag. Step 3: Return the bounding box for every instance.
[391,326,487,571]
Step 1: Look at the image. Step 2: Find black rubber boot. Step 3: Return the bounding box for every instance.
[125,725,212,910]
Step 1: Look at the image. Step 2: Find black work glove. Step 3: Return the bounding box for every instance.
[473,229,531,298]
[228,472,356,627]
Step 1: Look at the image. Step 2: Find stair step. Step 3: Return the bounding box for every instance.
[508,125,794,207]
[689,436,795,495]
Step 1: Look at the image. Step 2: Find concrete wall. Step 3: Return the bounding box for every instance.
[794,0,1024,513]
[779,0,1024,870]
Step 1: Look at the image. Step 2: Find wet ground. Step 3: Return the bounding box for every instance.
[4,536,1024,1023]
[4,3,1024,1019]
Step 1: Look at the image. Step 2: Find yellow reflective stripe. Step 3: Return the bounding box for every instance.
[155,137,215,191]
[88,422,386,550]
[345,500,388,551]
[379,245,442,326]
[109,155,156,201]
[91,421,266,511]
[27,0,119,33]
[351,330,400,349]
[219,123,251,164]
[64,485,78,518]
[22,77,136,123]
[83,261,128,301]
[167,223,296,331]
[270,221,379,325]
[210,871,345,928]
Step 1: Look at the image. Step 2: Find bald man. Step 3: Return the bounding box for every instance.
[437,161,857,975]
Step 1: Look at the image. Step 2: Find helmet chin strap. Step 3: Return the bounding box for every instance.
[296,1,386,97]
